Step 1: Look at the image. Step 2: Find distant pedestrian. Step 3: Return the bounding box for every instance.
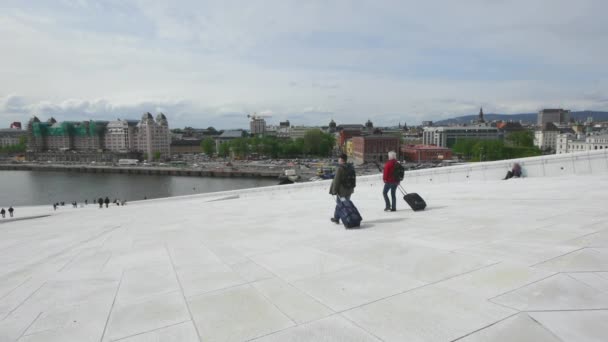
[382,151,401,212]
[98,197,103,208]
[1,208,5,218]
[53,203,57,211]
[104,197,110,208]
[8,206,14,218]
[85,199,88,205]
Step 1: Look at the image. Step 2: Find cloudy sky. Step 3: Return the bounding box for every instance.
[1,0,607,129]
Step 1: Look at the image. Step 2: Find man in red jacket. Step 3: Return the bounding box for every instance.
[382,151,399,211]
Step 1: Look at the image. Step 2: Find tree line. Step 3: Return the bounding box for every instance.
[452,131,541,161]
[200,130,336,159]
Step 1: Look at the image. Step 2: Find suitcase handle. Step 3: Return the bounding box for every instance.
[398,184,408,195]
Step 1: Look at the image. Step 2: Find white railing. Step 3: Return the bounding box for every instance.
[136,150,608,204]
[401,149,608,184]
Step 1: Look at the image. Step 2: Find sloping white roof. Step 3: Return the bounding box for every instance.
[1,157,607,341]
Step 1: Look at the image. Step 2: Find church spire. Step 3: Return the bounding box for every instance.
[479,107,485,123]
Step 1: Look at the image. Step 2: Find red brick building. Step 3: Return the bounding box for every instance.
[352,135,400,165]
[338,128,363,149]
[401,144,452,163]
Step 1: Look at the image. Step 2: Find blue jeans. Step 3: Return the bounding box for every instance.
[383,183,398,210]
[333,195,351,222]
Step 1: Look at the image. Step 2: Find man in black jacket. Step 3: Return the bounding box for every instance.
[329,154,355,224]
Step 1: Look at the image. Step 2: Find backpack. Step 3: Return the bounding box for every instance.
[393,161,405,181]
[342,163,356,189]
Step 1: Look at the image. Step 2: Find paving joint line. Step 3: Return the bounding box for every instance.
[338,312,386,342]
[1,281,46,321]
[449,312,520,342]
[528,246,587,268]
[99,270,124,342]
[0,276,31,301]
[488,272,560,301]
[165,244,204,342]
[16,311,43,340]
[524,308,608,313]
[110,319,191,342]
[331,261,504,316]
[200,240,332,325]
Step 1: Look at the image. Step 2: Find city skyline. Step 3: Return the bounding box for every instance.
[1,1,607,129]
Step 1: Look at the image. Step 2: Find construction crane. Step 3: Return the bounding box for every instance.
[247,113,272,120]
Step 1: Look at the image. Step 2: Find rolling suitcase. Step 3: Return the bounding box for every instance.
[398,185,426,211]
[336,197,363,229]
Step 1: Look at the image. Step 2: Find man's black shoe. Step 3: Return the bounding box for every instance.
[390,209,396,212]
[330,218,340,224]
[384,208,391,212]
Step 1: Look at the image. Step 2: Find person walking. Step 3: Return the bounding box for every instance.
[8,206,14,217]
[329,153,355,224]
[382,151,400,212]
[53,203,57,211]
[97,197,103,208]
[104,197,110,208]
[0,208,5,218]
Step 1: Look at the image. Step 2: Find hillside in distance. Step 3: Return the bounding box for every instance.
[432,110,608,125]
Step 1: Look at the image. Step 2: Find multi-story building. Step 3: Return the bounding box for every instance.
[26,117,107,152]
[134,113,171,159]
[0,128,27,147]
[249,117,266,136]
[337,124,364,149]
[534,122,560,152]
[537,108,570,126]
[422,126,501,148]
[26,113,171,159]
[288,127,320,140]
[556,133,608,154]
[401,145,453,163]
[105,119,137,153]
[351,135,400,165]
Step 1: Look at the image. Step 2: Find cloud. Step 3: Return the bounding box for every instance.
[1,0,608,128]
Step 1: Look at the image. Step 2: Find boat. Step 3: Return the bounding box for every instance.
[278,168,301,185]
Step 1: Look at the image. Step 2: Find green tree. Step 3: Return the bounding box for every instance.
[153,151,161,161]
[471,140,505,161]
[506,131,534,147]
[218,142,231,158]
[303,130,335,157]
[200,137,215,156]
[231,138,250,158]
[452,139,478,159]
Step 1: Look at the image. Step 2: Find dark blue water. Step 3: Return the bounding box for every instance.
[0,170,277,207]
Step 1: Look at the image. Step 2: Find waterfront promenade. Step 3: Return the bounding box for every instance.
[1,156,607,341]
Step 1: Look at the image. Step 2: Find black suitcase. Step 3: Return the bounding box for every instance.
[336,197,363,229]
[399,185,426,211]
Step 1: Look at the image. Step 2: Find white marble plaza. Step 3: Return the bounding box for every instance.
[1,164,608,341]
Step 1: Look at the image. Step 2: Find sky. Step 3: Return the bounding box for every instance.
[1,0,607,129]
